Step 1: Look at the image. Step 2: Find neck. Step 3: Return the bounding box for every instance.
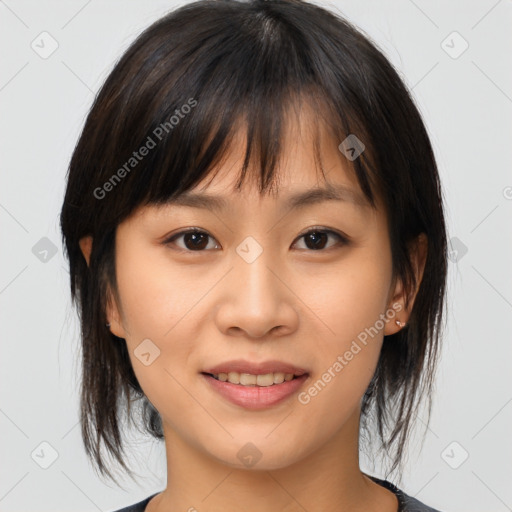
[148,408,397,512]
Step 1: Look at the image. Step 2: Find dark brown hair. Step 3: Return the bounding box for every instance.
[60,0,447,486]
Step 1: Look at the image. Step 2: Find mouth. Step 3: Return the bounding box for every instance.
[200,362,310,410]
[202,359,308,380]
[201,371,305,387]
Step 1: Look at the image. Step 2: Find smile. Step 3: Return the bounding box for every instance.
[201,372,310,410]
[207,371,300,386]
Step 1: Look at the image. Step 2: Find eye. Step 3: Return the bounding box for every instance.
[164,228,219,252]
[292,227,348,251]
[163,227,349,252]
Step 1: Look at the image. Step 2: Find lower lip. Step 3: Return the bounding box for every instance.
[202,373,309,410]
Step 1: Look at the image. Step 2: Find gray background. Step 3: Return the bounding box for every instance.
[1,1,511,511]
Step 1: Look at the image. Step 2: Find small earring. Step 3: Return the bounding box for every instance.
[395,319,406,328]
[106,322,111,328]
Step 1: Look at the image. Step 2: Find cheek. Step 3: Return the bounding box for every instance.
[295,249,392,406]
[113,223,393,436]
[113,245,204,405]
[303,252,392,349]
[115,241,203,339]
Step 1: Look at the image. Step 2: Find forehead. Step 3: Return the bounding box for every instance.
[144,159,369,228]
[165,174,370,214]
[131,98,382,222]
[171,109,367,205]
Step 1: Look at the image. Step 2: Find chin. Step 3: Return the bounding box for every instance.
[202,433,311,471]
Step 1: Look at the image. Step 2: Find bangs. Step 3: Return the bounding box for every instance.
[82,1,381,227]
[139,89,378,209]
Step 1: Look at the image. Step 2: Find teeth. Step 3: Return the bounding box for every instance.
[273,372,285,384]
[240,373,257,385]
[227,371,239,384]
[211,371,298,386]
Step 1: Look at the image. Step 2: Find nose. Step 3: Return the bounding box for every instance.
[214,245,299,339]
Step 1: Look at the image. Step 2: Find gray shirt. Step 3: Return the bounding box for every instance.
[110,475,442,512]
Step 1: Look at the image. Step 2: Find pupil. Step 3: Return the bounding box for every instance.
[185,232,208,250]
[307,231,327,250]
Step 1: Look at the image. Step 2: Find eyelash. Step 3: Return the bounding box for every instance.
[163,227,350,253]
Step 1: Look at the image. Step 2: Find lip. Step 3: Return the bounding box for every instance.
[201,373,309,410]
[202,359,308,376]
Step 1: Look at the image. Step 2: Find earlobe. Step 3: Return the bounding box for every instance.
[79,235,93,266]
[105,284,127,339]
[384,233,428,336]
[79,235,126,339]
[384,280,407,336]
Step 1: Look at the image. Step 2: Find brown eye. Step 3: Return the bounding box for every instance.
[293,228,348,251]
[165,229,219,251]
[164,227,348,253]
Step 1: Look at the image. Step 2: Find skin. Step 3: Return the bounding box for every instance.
[80,108,427,512]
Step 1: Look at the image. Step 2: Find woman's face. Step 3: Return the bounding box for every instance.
[91,116,411,471]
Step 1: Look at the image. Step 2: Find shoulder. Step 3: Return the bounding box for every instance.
[109,493,159,512]
[400,491,444,512]
[368,475,444,512]
[109,481,445,512]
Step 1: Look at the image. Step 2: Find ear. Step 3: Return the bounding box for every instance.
[105,282,127,339]
[79,235,93,266]
[79,235,127,339]
[384,233,428,336]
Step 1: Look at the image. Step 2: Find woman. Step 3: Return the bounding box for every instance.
[60,0,448,510]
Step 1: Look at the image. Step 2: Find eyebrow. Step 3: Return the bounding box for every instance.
[165,184,370,212]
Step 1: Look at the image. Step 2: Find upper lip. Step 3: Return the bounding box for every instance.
[202,359,308,376]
